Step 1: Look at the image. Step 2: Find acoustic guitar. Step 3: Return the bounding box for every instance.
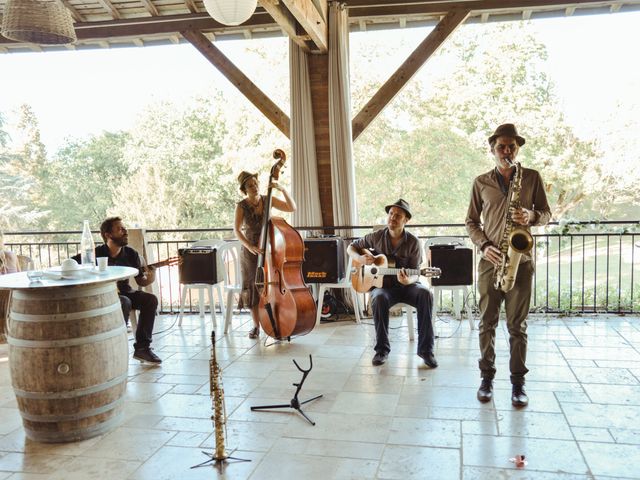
[351,252,441,293]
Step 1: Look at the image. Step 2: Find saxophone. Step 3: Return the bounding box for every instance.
[208,330,227,461]
[493,160,534,292]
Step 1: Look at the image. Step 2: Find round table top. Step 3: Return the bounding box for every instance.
[0,266,139,290]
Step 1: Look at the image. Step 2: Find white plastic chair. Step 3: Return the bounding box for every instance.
[424,236,474,330]
[178,239,226,326]
[219,241,243,334]
[315,256,361,327]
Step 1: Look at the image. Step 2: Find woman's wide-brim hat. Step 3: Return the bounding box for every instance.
[237,171,258,188]
[385,198,412,219]
[488,123,525,147]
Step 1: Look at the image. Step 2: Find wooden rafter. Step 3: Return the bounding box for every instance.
[60,0,84,22]
[140,0,160,17]
[259,0,309,51]
[352,8,471,141]
[184,0,198,14]
[181,30,290,138]
[282,0,328,52]
[96,0,121,20]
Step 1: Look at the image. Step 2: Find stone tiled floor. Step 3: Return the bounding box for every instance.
[1,311,640,479]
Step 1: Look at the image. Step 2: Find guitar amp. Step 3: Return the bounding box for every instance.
[178,247,222,285]
[428,246,473,286]
[302,237,345,283]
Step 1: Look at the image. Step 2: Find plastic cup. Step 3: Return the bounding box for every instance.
[97,257,108,272]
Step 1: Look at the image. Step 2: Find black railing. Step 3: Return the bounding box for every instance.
[4,221,640,315]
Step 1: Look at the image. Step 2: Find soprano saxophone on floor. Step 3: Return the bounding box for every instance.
[208,330,227,461]
[192,331,249,470]
[493,160,534,292]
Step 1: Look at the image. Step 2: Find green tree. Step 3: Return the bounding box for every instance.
[0,107,48,230]
[418,23,604,221]
[41,131,130,230]
[110,94,286,230]
[352,22,617,225]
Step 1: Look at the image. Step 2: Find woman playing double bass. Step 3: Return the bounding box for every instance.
[233,170,296,339]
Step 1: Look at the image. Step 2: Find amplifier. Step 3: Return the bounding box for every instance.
[429,246,473,286]
[302,238,345,284]
[178,247,222,285]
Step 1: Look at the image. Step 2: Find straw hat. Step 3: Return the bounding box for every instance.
[237,171,258,190]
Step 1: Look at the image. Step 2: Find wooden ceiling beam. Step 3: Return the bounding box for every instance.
[259,0,311,51]
[53,12,275,41]
[181,29,290,138]
[352,8,471,141]
[282,0,328,52]
[347,0,631,17]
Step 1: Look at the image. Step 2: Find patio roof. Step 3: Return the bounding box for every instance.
[1,0,639,53]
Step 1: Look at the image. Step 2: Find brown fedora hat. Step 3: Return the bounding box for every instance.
[237,171,258,189]
[385,198,412,219]
[488,123,525,147]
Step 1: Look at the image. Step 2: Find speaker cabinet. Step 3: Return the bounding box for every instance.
[178,247,221,284]
[429,246,473,286]
[302,238,345,283]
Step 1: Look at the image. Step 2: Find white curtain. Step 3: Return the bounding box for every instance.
[289,39,323,230]
[328,2,358,235]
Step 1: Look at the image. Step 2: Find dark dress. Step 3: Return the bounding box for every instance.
[238,195,265,308]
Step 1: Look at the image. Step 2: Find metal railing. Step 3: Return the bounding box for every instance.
[5,221,640,315]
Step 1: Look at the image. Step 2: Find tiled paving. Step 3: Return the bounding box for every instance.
[1,311,640,479]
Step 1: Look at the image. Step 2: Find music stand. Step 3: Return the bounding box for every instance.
[250,355,322,425]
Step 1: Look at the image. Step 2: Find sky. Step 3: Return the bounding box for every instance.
[0,10,639,153]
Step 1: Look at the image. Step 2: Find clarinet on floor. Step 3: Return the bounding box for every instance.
[209,330,227,460]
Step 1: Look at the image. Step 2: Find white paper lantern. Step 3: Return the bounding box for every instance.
[202,0,258,26]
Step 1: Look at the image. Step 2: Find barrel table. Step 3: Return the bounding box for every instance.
[0,266,138,443]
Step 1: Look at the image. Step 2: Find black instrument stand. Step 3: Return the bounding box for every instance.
[191,450,251,473]
[250,355,323,425]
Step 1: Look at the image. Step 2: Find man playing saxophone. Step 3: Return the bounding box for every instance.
[465,123,551,407]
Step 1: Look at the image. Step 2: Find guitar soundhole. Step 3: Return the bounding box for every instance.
[370,267,378,274]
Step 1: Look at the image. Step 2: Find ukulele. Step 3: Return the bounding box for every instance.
[351,251,441,293]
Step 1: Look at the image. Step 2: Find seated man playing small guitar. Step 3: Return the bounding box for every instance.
[74,216,168,365]
[347,199,437,368]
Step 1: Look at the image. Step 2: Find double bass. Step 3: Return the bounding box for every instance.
[255,149,316,340]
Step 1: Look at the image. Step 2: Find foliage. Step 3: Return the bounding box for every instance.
[351,22,629,225]
[1,21,639,234]
[0,105,49,230]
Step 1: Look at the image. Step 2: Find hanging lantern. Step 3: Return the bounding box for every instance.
[202,0,258,26]
[1,0,76,45]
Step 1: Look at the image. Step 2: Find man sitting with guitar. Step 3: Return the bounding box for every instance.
[74,216,170,365]
[347,199,438,368]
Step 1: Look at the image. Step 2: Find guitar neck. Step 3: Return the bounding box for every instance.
[148,258,174,269]
[376,267,421,276]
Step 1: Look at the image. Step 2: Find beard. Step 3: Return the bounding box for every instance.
[112,236,128,247]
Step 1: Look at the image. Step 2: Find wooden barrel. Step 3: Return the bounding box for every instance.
[7,282,128,443]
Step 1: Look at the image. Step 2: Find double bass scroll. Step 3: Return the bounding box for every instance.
[255,149,316,340]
